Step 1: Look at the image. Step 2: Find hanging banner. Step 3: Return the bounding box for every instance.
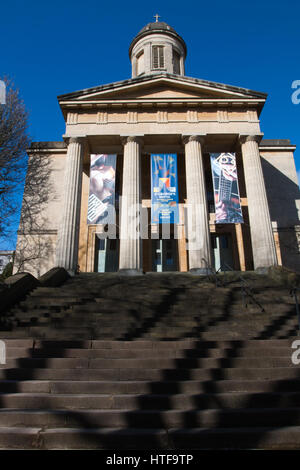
[87,154,117,225]
[151,153,179,224]
[210,152,244,224]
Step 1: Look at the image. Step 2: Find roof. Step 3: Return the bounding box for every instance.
[30,142,67,149]
[139,21,178,35]
[129,21,187,57]
[260,139,291,146]
[260,139,296,148]
[57,72,267,102]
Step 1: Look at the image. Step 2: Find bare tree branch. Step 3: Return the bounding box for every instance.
[0,77,30,239]
[13,150,53,275]
[1,78,53,275]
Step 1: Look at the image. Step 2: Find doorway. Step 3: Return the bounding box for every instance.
[211,234,234,272]
[152,239,178,272]
[94,237,119,272]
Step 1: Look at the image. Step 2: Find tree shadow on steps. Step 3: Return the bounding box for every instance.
[1,338,300,449]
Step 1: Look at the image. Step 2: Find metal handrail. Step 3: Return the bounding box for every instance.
[211,266,223,287]
[199,259,264,312]
[201,258,223,287]
[223,263,265,313]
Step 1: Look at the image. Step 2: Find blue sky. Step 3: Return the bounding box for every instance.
[1,0,300,249]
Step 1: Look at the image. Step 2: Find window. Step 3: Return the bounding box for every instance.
[152,46,164,69]
[136,51,144,75]
[173,50,180,74]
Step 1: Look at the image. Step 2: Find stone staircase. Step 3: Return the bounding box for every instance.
[2,272,300,340]
[0,271,300,449]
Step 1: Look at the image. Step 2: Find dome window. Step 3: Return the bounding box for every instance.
[152,46,164,69]
[173,50,181,74]
[136,51,145,75]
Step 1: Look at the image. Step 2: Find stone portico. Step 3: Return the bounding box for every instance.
[14,21,300,276]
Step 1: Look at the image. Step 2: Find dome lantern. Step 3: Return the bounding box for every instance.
[129,19,187,78]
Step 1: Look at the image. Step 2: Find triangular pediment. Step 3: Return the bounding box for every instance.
[58,74,267,104]
[97,83,206,100]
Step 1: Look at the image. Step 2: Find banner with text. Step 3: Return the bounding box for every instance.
[87,154,117,225]
[151,153,179,224]
[210,152,243,224]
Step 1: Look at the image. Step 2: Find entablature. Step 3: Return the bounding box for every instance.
[60,98,264,110]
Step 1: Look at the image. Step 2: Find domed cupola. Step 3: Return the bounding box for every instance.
[129,16,187,78]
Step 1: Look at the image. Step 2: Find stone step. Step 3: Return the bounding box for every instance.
[10,315,299,331]
[0,407,300,429]
[1,378,300,394]
[0,355,297,369]
[0,331,31,339]
[1,391,300,410]
[19,298,82,306]
[0,425,299,449]
[1,338,297,349]
[0,426,168,449]
[0,427,43,449]
[21,322,298,335]
[3,273,300,449]
[137,328,296,338]
[169,426,300,450]
[63,306,296,316]
[28,327,94,338]
[1,329,299,341]
[1,364,300,381]
[199,332,300,341]
[10,313,69,321]
[30,291,93,300]
[0,327,245,340]
[2,346,296,359]
[0,330,92,340]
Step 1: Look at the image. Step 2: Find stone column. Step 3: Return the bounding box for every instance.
[183,135,212,273]
[119,136,143,274]
[56,137,84,273]
[240,135,277,269]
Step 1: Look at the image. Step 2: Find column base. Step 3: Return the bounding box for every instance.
[189,268,213,276]
[255,266,273,275]
[66,269,76,277]
[118,269,144,276]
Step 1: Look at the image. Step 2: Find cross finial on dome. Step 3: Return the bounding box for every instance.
[153,13,161,23]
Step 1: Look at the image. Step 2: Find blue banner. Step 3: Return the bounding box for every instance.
[151,154,179,224]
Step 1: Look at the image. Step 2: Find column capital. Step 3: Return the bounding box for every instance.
[63,136,86,146]
[182,134,206,146]
[239,134,264,145]
[120,135,144,146]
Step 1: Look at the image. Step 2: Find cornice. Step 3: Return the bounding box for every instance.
[60,99,265,110]
[259,146,296,151]
[57,74,267,102]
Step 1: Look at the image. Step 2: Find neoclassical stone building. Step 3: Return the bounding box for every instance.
[14,20,300,276]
